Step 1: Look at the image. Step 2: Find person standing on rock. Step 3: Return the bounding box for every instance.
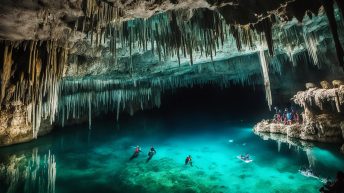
[283,108,289,124]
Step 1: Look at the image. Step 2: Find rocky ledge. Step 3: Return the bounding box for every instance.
[254,80,344,154]
[254,115,344,143]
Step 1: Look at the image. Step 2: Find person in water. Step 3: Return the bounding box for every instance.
[129,145,142,160]
[146,146,156,163]
[240,154,250,161]
[319,171,344,193]
[185,155,192,166]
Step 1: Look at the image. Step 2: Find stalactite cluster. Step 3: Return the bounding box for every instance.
[0,41,68,138]
[74,0,344,110]
[58,88,161,128]
[0,0,343,140]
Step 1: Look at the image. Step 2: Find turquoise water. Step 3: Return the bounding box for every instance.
[0,115,343,193]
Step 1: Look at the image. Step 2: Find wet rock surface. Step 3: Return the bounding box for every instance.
[255,84,344,153]
[0,102,52,147]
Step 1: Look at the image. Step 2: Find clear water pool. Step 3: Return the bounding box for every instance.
[0,115,343,193]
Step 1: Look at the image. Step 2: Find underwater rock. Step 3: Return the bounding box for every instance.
[116,158,222,193]
[341,144,344,154]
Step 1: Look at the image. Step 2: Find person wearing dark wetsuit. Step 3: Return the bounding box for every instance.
[185,155,192,166]
[146,146,156,163]
[320,171,344,193]
[129,145,141,160]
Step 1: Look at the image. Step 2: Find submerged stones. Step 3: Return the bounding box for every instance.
[117,158,224,193]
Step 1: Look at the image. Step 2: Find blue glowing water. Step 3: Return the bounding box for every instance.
[0,114,343,193]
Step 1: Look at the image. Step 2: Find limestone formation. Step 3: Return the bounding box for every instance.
[305,82,318,89]
[332,80,344,88]
[255,83,344,152]
[320,80,332,89]
[0,101,52,147]
[1,0,344,146]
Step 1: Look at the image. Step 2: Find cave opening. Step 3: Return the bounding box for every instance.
[1,0,344,193]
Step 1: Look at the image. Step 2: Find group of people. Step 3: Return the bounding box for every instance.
[129,145,193,166]
[273,106,300,125]
[129,145,157,163]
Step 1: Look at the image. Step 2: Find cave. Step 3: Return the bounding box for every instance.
[1,0,344,193]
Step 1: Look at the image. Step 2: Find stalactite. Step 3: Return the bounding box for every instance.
[321,0,344,68]
[88,93,92,129]
[259,44,272,110]
[306,148,316,167]
[0,43,13,106]
[303,31,320,67]
[0,40,68,138]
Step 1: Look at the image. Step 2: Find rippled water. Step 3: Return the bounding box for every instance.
[0,114,343,193]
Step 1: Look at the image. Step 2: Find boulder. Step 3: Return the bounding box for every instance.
[320,80,332,89]
[305,82,317,89]
[332,80,344,88]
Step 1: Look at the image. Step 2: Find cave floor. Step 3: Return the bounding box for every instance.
[0,116,343,193]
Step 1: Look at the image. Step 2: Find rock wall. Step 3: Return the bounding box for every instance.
[0,102,52,147]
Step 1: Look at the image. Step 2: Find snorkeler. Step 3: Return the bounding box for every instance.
[240,154,250,161]
[146,146,157,163]
[185,155,193,166]
[129,145,142,160]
